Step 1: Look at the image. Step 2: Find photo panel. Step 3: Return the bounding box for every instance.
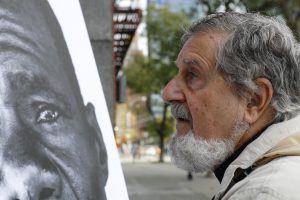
[48,0,129,199]
[0,0,128,199]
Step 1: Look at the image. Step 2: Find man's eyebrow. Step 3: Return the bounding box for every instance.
[175,58,201,68]
[182,58,201,66]
[7,71,69,105]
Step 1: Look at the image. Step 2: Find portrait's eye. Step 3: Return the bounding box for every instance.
[36,104,60,124]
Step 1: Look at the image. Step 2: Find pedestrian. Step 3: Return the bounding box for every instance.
[187,171,193,180]
[164,12,300,199]
[131,140,140,161]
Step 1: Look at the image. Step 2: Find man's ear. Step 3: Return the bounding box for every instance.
[85,103,108,187]
[243,78,274,124]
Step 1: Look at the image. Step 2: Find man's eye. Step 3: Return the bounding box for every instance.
[186,70,198,80]
[36,105,60,124]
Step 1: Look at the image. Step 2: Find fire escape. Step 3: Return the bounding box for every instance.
[113,5,142,102]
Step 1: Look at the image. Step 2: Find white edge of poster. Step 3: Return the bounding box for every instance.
[47,1,129,200]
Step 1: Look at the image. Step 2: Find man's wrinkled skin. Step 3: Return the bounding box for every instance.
[0,0,108,199]
[163,33,246,141]
[163,31,275,172]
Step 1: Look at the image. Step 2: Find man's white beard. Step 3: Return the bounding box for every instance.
[169,119,249,173]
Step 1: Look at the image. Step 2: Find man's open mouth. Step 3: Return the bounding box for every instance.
[170,103,192,123]
[176,117,190,122]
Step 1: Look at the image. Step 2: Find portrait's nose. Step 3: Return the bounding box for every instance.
[0,164,61,200]
[162,77,184,103]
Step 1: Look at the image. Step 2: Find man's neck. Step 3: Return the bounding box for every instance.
[214,125,269,183]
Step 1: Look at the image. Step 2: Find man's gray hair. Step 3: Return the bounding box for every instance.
[183,12,300,122]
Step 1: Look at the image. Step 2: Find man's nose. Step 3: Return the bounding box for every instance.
[0,164,61,200]
[162,77,184,103]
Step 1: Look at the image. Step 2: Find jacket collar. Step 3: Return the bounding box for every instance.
[218,114,300,195]
[214,127,265,183]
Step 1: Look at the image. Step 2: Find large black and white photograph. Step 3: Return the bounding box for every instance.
[0,0,128,199]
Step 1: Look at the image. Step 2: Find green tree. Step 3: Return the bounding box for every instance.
[146,114,175,145]
[243,0,300,38]
[126,5,190,162]
[191,0,300,38]
[190,0,243,16]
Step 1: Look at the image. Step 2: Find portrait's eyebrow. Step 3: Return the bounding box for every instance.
[6,71,70,107]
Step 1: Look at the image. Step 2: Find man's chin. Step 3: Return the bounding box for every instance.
[169,130,235,173]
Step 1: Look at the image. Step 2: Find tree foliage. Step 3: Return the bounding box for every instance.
[191,0,300,38]
[125,5,190,162]
[146,115,175,143]
[243,0,300,38]
[148,5,190,96]
[126,52,155,94]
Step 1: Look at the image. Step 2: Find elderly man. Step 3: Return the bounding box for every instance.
[164,12,300,199]
[0,0,108,199]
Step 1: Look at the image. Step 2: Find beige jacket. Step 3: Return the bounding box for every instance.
[214,115,300,200]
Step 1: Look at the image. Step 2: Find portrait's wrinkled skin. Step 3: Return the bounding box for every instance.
[0,0,108,199]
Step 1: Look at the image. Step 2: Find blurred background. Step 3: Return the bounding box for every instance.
[79,0,300,199]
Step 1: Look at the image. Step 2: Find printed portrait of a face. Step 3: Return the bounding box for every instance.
[0,0,108,199]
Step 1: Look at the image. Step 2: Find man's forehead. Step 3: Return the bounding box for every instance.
[176,32,226,67]
[182,32,225,51]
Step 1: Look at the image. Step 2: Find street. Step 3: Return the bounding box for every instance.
[122,162,220,200]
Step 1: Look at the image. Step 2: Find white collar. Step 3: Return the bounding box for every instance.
[218,114,300,193]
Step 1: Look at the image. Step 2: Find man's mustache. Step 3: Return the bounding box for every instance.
[170,103,192,121]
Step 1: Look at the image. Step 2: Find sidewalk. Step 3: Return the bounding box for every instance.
[120,153,171,163]
[122,161,220,200]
